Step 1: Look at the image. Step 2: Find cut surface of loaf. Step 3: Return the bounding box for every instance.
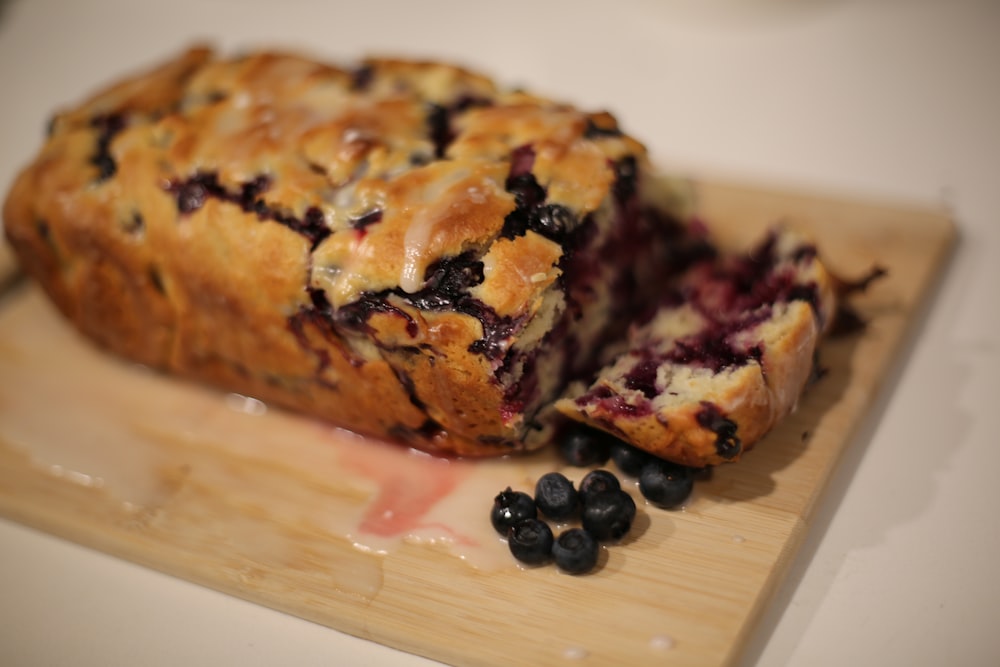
[2,46,692,457]
[556,227,837,467]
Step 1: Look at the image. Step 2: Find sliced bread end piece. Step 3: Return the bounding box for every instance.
[556,226,837,467]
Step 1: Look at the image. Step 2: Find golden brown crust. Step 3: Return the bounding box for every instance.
[4,47,836,463]
[3,47,670,457]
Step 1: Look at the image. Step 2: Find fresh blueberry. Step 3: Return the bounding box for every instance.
[491,487,536,536]
[507,518,554,565]
[558,424,613,467]
[534,472,579,521]
[611,442,654,477]
[581,489,636,542]
[578,469,621,506]
[552,528,599,575]
[638,460,694,509]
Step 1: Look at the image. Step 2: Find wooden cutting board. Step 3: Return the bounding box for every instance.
[0,178,954,667]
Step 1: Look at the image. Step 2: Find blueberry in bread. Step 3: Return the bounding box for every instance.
[2,46,694,457]
[555,227,837,468]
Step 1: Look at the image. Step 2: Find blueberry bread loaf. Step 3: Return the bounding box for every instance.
[556,227,837,467]
[3,47,691,457]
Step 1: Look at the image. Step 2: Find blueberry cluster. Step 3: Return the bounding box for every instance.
[560,423,698,510]
[490,424,701,574]
[491,468,636,575]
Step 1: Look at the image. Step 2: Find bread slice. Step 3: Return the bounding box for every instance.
[2,47,691,457]
[556,227,837,467]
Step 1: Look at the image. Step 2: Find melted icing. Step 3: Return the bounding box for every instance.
[399,174,496,293]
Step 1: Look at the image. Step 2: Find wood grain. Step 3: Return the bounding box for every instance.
[0,178,955,666]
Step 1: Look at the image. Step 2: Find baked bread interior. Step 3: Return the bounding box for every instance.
[556,226,837,467]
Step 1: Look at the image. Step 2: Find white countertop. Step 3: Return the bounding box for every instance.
[1,1,998,664]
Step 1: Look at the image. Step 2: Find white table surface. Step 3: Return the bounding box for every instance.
[1,1,998,665]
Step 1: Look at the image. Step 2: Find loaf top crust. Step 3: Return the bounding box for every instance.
[25,47,648,311]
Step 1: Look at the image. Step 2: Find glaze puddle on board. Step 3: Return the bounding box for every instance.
[0,287,562,571]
